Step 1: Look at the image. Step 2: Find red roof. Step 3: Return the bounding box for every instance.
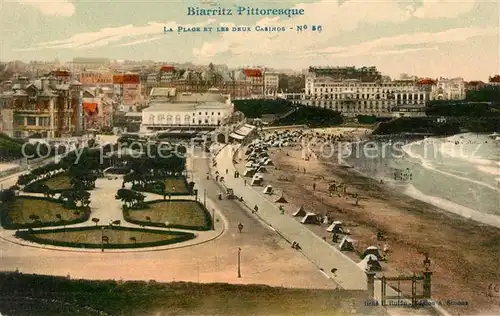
[490,75,500,83]
[243,69,262,77]
[160,66,175,72]
[417,79,436,85]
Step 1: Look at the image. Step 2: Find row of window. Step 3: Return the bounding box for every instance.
[308,100,425,106]
[307,87,425,93]
[307,93,426,100]
[14,117,50,126]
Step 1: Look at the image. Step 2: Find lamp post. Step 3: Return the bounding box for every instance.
[203,188,206,208]
[237,247,241,278]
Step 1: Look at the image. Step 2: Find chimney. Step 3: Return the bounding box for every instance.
[41,77,49,91]
[49,76,57,89]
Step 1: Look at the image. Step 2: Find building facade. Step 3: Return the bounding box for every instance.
[0,76,81,138]
[141,66,265,99]
[304,70,430,117]
[264,72,279,95]
[430,77,466,100]
[140,88,234,131]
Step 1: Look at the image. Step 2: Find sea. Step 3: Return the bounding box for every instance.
[342,133,500,228]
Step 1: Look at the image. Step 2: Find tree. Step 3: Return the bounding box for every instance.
[91,218,100,226]
[0,189,16,203]
[129,236,137,244]
[29,214,40,222]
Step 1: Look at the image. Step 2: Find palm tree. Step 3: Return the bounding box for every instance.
[91,218,100,226]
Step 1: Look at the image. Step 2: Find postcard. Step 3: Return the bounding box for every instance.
[0,0,499,315]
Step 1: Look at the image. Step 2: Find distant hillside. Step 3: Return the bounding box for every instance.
[233,99,295,118]
[274,105,343,127]
[373,116,500,135]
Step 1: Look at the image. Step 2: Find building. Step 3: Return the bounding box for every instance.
[465,81,487,91]
[430,77,466,100]
[304,69,429,117]
[82,87,116,131]
[0,76,81,138]
[308,66,382,82]
[264,71,279,95]
[142,66,265,99]
[140,87,234,132]
[78,68,114,86]
[489,75,500,86]
[68,58,111,71]
[113,73,142,105]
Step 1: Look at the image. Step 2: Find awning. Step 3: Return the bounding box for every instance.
[229,133,245,140]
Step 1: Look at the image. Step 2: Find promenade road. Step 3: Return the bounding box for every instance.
[215,145,367,290]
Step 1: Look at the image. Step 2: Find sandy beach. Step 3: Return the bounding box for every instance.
[237,127,500,316]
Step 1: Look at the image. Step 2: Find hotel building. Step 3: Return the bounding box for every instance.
[304,66,430,117]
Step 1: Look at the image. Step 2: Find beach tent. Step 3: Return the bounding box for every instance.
[256,166,267,173]
[300,212,320,224]
[262,185,273,195]
[245,162,254,168]
[264,159,274,166]
[339,236,354,251]
[326,221,343,233]
[275,195,288,203]
[251,177,263,186]
[357,254,381,272]
[293,205,306,217]
[243,168,255,177]
[362,246,383,260]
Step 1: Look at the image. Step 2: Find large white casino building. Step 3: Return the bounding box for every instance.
[140,87,234,131]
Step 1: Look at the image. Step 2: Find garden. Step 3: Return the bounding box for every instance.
[0,141,204,249]
[15,226,195,249]
[0,195,90,229]
[123,199,212,231]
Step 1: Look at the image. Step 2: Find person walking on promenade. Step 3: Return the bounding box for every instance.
[226,168,228,174]
[244,179,247,186]
[253,205,259,214]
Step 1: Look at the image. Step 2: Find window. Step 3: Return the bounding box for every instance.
[218,112,220,115]
[27,117,36,126]
[211,112,214,115]
[199,112,201,115]
[15,117,24,125]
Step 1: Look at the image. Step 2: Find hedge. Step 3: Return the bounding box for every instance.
[14,225,196,249]
[123,199,212,231]
[0,195,90,230]
[22,172,88,194]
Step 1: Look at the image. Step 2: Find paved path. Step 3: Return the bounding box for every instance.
[215,144,366,290]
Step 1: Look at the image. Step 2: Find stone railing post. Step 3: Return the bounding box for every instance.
[366,270,376,299]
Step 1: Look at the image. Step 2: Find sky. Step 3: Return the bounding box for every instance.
[0,0,499,80]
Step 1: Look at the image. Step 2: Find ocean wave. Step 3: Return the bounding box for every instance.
[402,142,500,193]
[403,184,500,229]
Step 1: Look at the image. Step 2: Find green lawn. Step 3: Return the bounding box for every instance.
[163,178,189,194]
[4,197,84,227]
[41,173,72,190]
[17,226,195,249]
[127,201,210,230]
[31,227,178,245]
